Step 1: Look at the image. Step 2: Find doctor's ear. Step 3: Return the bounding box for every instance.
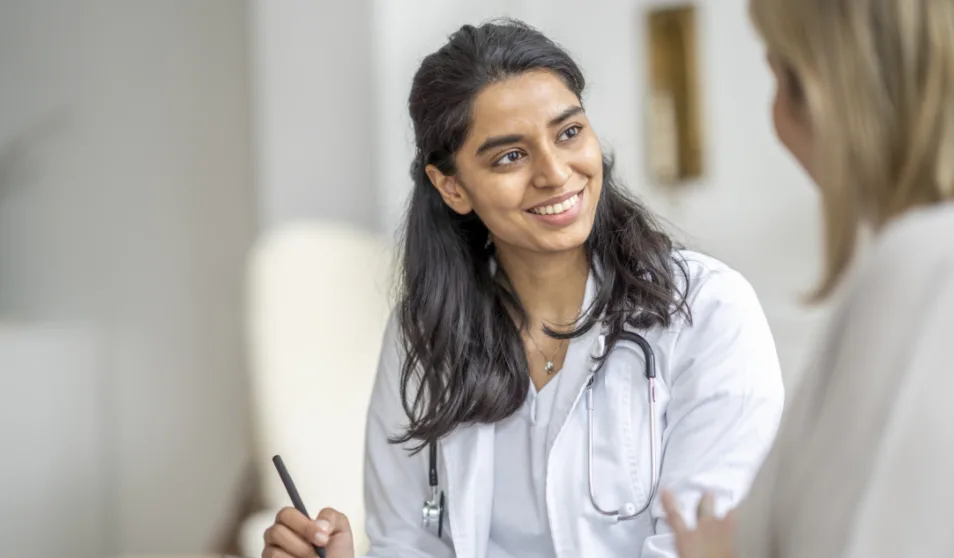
[426,164,474,215]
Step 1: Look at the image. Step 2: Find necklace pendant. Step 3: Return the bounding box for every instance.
[544,360,555,375]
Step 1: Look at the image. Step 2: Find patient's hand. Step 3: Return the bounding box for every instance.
[662,490,735,558]
[263,506,355,558]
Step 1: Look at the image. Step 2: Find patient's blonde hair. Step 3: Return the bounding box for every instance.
[750,0,954,299]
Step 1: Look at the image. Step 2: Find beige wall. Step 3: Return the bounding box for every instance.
[0,1,255,555]
[252,0,379,231]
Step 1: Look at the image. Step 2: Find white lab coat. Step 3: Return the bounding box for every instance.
[361,251,785,558]
[734,202,954,557]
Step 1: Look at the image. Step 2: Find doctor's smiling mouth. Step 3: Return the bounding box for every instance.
[525,188,586,226]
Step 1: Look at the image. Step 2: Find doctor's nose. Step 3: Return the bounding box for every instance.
[531,148,572,189]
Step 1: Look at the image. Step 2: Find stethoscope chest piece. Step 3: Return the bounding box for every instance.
[422,441,445,538]
[422,486,445,538]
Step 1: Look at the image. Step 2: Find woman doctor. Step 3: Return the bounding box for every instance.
[262,19,784,558]
[662,0,954,556]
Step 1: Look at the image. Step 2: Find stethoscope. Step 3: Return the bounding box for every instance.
[422,329,658,537]
[422,441,446,538]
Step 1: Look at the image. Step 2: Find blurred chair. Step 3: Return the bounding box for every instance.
[239,221,395,557]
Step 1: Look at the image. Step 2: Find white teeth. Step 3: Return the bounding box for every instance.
[531,193,579,216]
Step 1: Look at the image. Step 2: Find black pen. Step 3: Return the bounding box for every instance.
[272,454,327,558]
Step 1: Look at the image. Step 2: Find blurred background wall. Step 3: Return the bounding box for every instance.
[0,0,826,556]
[0,1,254,555]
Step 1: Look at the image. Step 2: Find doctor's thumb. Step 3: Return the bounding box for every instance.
[315,507,350,533]
[314,507,355,558]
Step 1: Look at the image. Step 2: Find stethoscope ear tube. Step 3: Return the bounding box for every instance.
[428,442,439,487]
[586,330,659,522]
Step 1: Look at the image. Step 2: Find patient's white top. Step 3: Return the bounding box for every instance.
[487,375,561,558]
[735,202,954,557]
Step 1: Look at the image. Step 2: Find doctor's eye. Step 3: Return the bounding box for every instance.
[558,125,584,142]
[493,150,525,167]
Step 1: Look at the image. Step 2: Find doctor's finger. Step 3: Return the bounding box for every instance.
[276,507,322,542]
[262,548,292,558]
[263,546,312,558]
[263,523,317,558]
[661,490,689,535]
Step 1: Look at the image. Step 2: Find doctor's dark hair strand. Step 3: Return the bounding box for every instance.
[393,19,691,451]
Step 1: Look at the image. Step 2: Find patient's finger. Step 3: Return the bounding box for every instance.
[697,492,716,519]
[661,490,688,535]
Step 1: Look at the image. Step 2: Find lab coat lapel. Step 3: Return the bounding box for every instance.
[440,422,494,558]
[546,267,605,455]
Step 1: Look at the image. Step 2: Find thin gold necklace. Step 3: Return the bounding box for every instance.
[526,329,564,375]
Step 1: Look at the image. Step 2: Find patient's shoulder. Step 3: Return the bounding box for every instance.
[835,202,954,362]
[854,203,954,304]
[873,202,954,269]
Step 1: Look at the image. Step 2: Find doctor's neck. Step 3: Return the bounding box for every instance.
[495,245,590,330]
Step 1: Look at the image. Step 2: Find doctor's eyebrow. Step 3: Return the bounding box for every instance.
[549,105,585,127]
[474,105,586,156]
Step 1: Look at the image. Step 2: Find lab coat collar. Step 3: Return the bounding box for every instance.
[547,268,606,455]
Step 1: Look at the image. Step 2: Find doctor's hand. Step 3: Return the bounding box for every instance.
[263,506,354,558]
[661,490,735,558]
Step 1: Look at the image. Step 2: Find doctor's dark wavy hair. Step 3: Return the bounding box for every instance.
[393,19,691,450]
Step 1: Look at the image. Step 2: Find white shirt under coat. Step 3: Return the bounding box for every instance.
[360,251,785,558]
[487,375,562,558]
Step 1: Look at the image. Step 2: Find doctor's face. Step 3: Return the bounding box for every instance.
[426,70,603,257]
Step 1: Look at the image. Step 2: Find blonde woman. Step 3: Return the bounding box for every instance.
[662,0,954,556]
